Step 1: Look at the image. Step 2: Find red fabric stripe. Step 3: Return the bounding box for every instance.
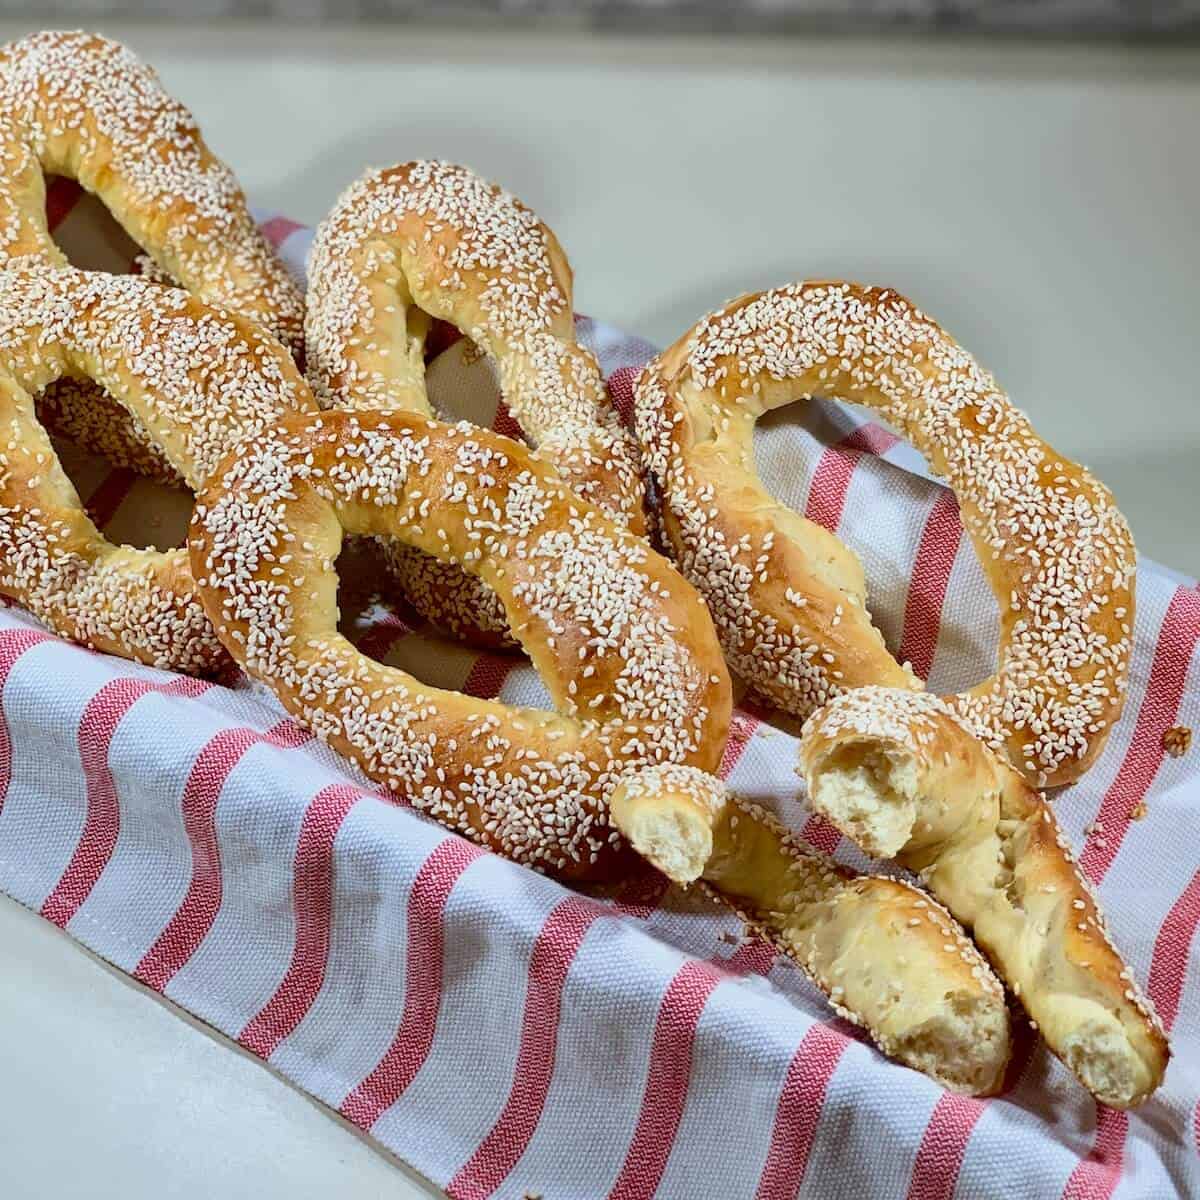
[1080,586,1200,884]
[134,719,311,991]
[0,628,52,814]
[842,423,900,457]
[238,783,363,1058]
[607,960,723,1200]
[44,176,84,231]
[805,446,860,533]
[448,897,603,1199]
[719,710,760,779]
[84,469,137,530]
[804,423,901,533]
[339,837,485,1129]
[258,215,305,248]
[425,319,462,360]
[905,1094,987,1200]
[800,812,842,855]
[1060,1108,1129,1200]
[357,610,415,663]
[1146,868,1200,1032]
[607,366,639,428]
[41,675,209,928]
[461,653,515,701]
[492,399,523,442]
[722,936,776,977]
[755,1023,850,1200]
[898,489,963,682]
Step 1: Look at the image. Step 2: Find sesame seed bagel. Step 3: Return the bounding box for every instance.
[610,765,1011,1095]
[0,30,306,482]
[306,160,645,647]
[637,282,1135,788]
[188,409,728,878]
[0,267,316,674]
[799,687,1168,1107]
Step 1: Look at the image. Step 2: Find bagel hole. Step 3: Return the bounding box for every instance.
[332,541,558,714]
[35,179,195,551]
[753,398,1000,694]
[44,176,148,275]
[46,423,193,553]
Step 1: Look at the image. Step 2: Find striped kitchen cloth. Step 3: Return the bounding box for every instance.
[1,184,1197,1199]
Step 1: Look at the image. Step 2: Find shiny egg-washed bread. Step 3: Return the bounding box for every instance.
[610,765,1012,1095]
[0,30,305,482]
[306,160,645,647]
[800,686,1168,1107]
[636,282,1135,788]
[0,267,315,674]
[189,409,726,879]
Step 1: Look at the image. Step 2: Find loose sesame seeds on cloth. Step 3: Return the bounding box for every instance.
[189,408,728,878]
[638,282,1136,789]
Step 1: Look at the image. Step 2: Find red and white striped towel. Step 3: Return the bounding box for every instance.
[2,188,1198,1199]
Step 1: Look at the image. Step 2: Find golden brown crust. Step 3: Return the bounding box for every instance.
[189,409,729,879]
[0,267,315,674]
[0,30,306,483]
[637,282,1134,788]
[610,765,1011,1095]
[800,687,1168,1107]
[0,30,304,352]
[305,160,646,646]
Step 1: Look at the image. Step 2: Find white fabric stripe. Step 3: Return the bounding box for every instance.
[654,979,809,1199]
[503,920,692,1198]
[367,851,554,1182]
[0,637,117,911]
[67,688,235,971]
[266,798,453,1105]
[798,1038,941,1200]
[160,739,344,1031]
[955,1088,1078,1200]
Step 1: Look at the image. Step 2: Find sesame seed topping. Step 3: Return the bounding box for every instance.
[636,282,1135,788]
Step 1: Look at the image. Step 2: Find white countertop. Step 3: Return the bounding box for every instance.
[1,21,1197,1199]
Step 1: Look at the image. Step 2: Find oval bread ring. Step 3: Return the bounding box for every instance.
[637,282,1135,788]
[0,30,306,483]
[0,268,316,675]
[189,408,728,879]
[306,159,645,647]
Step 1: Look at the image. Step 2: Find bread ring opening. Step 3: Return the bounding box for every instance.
[45,419,192,554]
